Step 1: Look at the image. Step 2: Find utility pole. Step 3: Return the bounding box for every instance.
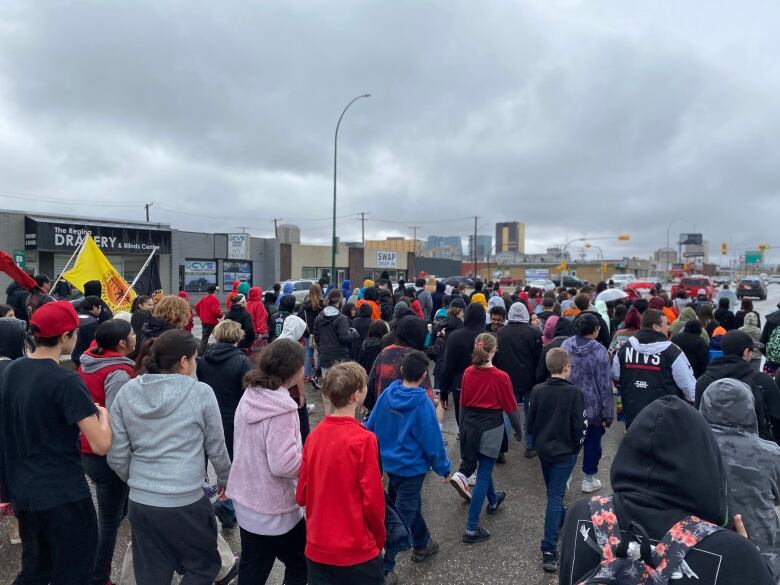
[145,202,153,222]
[409,225,421,256]
[271,218,282,240]
[473,215,479,281]
[358,211,370,245]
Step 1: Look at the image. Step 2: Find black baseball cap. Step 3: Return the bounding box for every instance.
[720,330,758,356]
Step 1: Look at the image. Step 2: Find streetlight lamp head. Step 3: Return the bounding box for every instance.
[363,93,371,98]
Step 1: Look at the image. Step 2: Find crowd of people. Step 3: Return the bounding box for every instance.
[1,271,780,584]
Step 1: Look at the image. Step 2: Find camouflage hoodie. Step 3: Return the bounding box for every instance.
[700,377,780,577]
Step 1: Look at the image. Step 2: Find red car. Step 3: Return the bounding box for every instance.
[671,275,714,300]
[623,281,657,300]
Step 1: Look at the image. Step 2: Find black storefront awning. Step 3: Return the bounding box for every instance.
[25,215,171,255]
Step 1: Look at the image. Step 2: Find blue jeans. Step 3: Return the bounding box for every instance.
[582,425,605,476]
[384,474,429,573]
[304,336,316,378]
[523,393,534,449]
[81,454,128,585]
[467,454,498,531]
[540,455,576,554]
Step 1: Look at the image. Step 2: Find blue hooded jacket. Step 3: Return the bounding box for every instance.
[366,379,450,477]
[341,279,351,297]
[275,281,295,306]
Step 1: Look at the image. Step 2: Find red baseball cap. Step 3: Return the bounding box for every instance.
[30,301,80,337]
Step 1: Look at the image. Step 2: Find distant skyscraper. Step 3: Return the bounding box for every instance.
[495,222,525,254]
[278,224,301,244]
[427,235,463,256]
[468,235,492,259]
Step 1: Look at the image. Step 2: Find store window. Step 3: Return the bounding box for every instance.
[184,259,217,293]
[301,267,318,280]
[224,260,252,290]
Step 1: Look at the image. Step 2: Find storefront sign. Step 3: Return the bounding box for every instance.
[25,216,171,254]
[12,250,25,269]
[376,251,397,268]
[184,259,217,293]
[223,260,252,289]
[227,233,250,260]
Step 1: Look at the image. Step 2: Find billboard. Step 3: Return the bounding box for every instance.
[679,233,703,246]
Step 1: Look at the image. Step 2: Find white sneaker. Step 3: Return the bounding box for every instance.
[581,477,602,493]
[449,472,472,501]
[468,473,477,487]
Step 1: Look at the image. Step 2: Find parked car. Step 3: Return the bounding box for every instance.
[282,279,316,306]
[736,277,767,300]
[608,274,637,288]
[551,275,587,288]
[443,276,474,288]
[527,279,556,292]
[770,274,780,285]
[670,276,714,300]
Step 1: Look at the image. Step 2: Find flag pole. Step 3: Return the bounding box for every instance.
[117,246,159,308]
[50,233,90,291]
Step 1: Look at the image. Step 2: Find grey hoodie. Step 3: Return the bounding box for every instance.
[700,378,780,576]
[78,351,134,411]
[108,373,231,507]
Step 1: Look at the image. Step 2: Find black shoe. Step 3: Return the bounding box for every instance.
[411,540,439,562]
[384,571,399,585]
[215,555,240,584]
[542,551,558,573]
[462,526,491,544]
[524,448,537,459]
[311,376,322,389]
[486,491,506,515]
[497,452,507,464]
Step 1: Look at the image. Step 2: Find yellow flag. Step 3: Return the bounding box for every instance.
[63,235,136,312]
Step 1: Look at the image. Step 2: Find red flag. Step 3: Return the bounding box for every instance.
[0,251,37,291]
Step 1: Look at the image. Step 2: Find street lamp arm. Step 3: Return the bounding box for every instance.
[332,93,371,287]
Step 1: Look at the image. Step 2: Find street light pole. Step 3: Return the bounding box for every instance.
[332,93,370,288]
[665,219,680,283]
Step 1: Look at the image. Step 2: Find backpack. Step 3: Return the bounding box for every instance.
[271,311,290,341]
[577,495,721,585]
[767,326,780,364]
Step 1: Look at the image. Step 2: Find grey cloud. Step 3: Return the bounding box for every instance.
[0,1,778,261]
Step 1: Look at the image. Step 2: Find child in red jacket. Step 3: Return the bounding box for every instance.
[295,362,386,584]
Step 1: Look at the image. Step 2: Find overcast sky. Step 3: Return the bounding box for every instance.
[0,1,778,264]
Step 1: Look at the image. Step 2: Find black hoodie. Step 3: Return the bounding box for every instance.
[695,354,780,444]
[352,303,373,341]
[137,316,176,350]
[560,396,773,585]
[196,342,253,458]
[314,306,358,367]
[438,304,486,402]
[226,304,256,350]
[5,283,30,322]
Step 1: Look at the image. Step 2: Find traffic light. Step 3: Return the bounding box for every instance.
[721,242,728,255]
[758,243,770,251]
[617,234,631,241]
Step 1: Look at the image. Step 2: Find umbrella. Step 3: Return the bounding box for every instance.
[596,289,628,303]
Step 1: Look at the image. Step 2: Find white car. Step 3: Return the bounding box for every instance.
[528,279,556,292]
[769,275,780,285]
[609,274,637,288]
[283,279,316,306]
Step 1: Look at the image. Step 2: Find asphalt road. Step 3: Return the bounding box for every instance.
[0,287,777,584]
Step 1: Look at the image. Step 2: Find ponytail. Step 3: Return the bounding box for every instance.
[137,330,197,375]
[472,332,497,367]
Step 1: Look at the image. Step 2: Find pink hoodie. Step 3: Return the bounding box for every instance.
[226,385,302,515]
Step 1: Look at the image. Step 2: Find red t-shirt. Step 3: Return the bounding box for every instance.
[295,416,386,566]
[460,365,517,412]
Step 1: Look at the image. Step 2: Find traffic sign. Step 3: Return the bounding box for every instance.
[745,251,762,265]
